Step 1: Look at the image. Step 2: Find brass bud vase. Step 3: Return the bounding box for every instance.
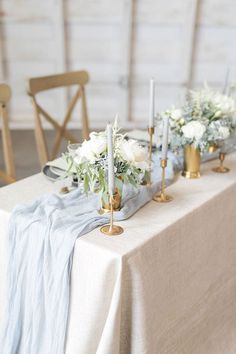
[182,144,201,179]
[208,143,218,154]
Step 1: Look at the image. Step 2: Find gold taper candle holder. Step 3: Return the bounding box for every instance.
[153,159,173,203]
[148,127,155,185]
[100,195,124,236]
[212,152,230,173]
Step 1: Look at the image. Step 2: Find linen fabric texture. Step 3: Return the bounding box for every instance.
[0,154,176,354]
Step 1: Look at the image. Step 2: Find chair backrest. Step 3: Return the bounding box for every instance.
[0,83,16,184]
[28,70,90,167]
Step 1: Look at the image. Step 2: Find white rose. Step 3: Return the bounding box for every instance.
[90,136,107,156]
[77,134,107,162]
[118,140,133,162]
[181,121,206,141]
[118,140,148,170]
[218,126,230,139]
[78,140,94,161]
[171,109,182,120]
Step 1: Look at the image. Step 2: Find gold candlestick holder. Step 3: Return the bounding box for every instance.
[100,195,124,236]
[212,152,230,173]
[148,127,155,185]
[153,159,173,203]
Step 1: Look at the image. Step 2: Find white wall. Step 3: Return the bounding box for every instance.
[0,0,236,129]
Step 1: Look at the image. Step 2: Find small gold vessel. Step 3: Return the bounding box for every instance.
[208,143,218,154]
[101,189,121,213]
[182,144,201,179]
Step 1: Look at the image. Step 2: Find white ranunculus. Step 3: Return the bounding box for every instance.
[218,126,230,139]
[118,139,148,170]
[181,121,206,141]
[171,109,182,120]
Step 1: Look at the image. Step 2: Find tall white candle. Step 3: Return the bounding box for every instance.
[161,116,169,160]
[222,67,230,95]
[107,124,115,195]
[149,78,155,128]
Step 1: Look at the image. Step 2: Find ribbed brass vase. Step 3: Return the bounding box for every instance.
[182,144,201,179]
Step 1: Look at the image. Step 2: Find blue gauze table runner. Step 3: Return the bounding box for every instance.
[0,152,178,354]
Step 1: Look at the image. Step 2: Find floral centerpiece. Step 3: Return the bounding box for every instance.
[164,87,236,152]
[158,85,236,178]
[65,122,149,209]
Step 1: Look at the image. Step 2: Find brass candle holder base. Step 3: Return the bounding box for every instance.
[147,127,155,186]
[212,166,230,173]
[153,192,173,203]
[100,195,124,236]
[181,171,200,179]
[212,152,230,174]
[100,224,124,236]
[153,159,173,203]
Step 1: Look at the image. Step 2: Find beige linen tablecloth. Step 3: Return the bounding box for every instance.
[1,153,236,354]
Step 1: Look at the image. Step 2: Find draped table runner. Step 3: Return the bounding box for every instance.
[1,153,236,353]
[0,153,177,354]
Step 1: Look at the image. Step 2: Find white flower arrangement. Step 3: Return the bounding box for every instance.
[160,85,236,152]
[65,122,149,198]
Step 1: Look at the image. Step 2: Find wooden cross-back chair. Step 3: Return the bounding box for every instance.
[27,70,90,167]
[0,84,16,184]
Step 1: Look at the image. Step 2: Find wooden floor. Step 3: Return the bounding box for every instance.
[0,130,82,187]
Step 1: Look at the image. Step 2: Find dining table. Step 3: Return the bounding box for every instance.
[0,152,236,354]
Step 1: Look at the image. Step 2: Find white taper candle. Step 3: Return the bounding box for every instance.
[107,124,115,195]
[149,78,155,128]
[161,116,169,160]
[222,67,230,95]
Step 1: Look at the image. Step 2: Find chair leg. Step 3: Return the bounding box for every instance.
[0,170,15,184]
[32,99,49,167]
[81,87,89,140]
[1,104,16,181]
[51,127,64,160]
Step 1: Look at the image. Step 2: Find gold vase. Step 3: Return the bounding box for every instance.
[101,188,121,213]
[182,144,201,179]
